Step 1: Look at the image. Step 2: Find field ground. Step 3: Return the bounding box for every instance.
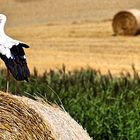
[1,0,140,75]
[5,21,140,76]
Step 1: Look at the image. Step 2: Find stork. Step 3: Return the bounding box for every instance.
[0,14,30,93]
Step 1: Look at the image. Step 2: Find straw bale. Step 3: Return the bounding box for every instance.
[0,92,91,140]
[112,9,140,35]
[16,96,92,140]
[0,92,54,140]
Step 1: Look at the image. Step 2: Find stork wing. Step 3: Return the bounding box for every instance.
[0,43,30,81]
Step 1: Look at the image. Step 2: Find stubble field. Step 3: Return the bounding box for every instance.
[1,0,140,75]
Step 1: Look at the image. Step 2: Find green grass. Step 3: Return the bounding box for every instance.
[0,65,140,139]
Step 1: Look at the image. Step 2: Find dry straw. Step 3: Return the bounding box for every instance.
[112,9,140,36]
[0,92,54,140]
[0,92,91,140]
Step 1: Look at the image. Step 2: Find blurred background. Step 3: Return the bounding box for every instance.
[1,0,140,27]
[1,0,140,75]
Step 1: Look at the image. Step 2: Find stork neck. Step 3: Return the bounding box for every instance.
[0,23,5,36]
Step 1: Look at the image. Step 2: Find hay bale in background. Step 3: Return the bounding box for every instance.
[0,92,91,140]
[112,9,140,36]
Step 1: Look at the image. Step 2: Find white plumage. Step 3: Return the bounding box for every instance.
[0,14,24,58]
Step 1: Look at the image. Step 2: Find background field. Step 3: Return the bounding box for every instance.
[1,0,140,75]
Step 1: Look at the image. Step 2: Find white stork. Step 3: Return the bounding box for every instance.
[0,14,30,93]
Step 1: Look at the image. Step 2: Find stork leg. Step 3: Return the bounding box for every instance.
[6,69,10,93]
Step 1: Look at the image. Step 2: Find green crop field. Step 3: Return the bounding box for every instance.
[1,65,140,139]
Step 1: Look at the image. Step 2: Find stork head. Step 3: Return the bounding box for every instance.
[0,14,7,25]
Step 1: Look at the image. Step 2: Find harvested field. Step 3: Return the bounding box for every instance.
[1,0,140,75]
[6,21,140,76]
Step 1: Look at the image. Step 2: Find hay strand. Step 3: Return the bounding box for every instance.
[0,92,91,140]
[112,9,140,36]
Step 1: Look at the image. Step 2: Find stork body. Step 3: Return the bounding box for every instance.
[0,14,30,93]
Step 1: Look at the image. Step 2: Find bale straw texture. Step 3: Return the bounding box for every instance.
[0,92,54,140]
[0,92,91,140]
[112,9,140,35]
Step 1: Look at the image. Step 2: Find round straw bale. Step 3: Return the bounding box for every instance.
[16,96,91,140]
[112,9,140,36]
[0,92,91,140]
[0,92,54,140]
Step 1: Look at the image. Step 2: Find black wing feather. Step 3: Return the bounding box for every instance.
[19,43,30,48]
[0,43,30,81]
